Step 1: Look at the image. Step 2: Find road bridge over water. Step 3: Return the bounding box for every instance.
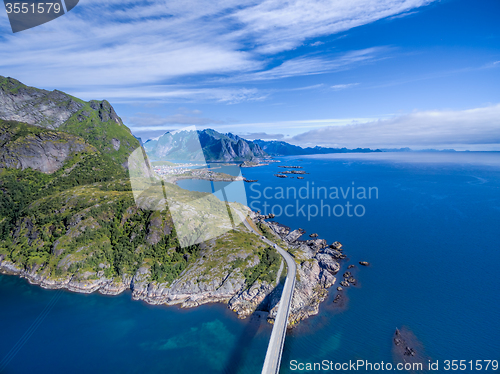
[236,212,297,374]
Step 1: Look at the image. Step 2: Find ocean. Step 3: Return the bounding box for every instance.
[1,152,499,373]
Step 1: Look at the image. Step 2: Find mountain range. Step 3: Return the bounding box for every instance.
[143,129,267,162]
[252,139,381,156]
[142,130,381,163]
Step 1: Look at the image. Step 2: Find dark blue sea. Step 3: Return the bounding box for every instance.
[1,153,499,373]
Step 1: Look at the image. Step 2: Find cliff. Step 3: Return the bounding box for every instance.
[0,195,342,326]
[0,120,97,173]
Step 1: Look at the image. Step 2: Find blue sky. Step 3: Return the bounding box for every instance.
[0,0,499,149]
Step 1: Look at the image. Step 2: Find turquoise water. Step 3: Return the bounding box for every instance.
[0,276,271,374]
[1,153,500,373]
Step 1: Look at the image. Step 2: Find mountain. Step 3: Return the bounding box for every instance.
[380,147,458,152]
[0,76,179,290]
[253,139,381,155]
[0,76,140,169]
[252,140,305,156]
[143,128,268,162]
[0,76,292,322]
[0,77,347,327]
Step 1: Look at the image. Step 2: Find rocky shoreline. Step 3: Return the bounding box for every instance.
[257,218,341,325]
[239,159,275,168]
[163,170,244,184]
[0,212,350,327]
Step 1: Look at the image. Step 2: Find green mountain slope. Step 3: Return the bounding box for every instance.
[0,78,281,307]
[0,78,342,327]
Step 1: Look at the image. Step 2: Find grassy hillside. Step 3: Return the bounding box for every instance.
[59,100,141,168]
[0,122,278,289]
[0,77,280,296]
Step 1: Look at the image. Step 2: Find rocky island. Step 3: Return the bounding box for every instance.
[240,160,273,168]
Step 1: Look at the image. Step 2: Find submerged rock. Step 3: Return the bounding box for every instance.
[393,327,428,368]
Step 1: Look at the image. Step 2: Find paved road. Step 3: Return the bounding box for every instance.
[275,259,284,286]
[235,211,297,374]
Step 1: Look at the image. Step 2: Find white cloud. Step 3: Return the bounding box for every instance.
[226,47,388,82]
[70,85,267,103]
[290,104,500,150]
[238,132,285,140]
[233,0,435,53]
[288,84,325,91]
[211,117,381,134]
[331,83,359,90]
[387,10,419,20]
[126,112,224,128]
[0,0,436,101]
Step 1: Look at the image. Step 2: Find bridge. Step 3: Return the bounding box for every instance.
[236,211,297,374]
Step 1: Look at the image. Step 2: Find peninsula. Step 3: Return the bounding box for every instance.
[0,76,347,326]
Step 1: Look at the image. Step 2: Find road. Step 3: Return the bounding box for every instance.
[235,211,297,374]
[275,259,284,286]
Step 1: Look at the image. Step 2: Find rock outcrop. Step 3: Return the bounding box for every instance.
[254,213,345,326]
[284,228,306,243]
[0,121,96,173]
[0,76,84,129]
[89,100,122,125]
[392,327,427,368]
